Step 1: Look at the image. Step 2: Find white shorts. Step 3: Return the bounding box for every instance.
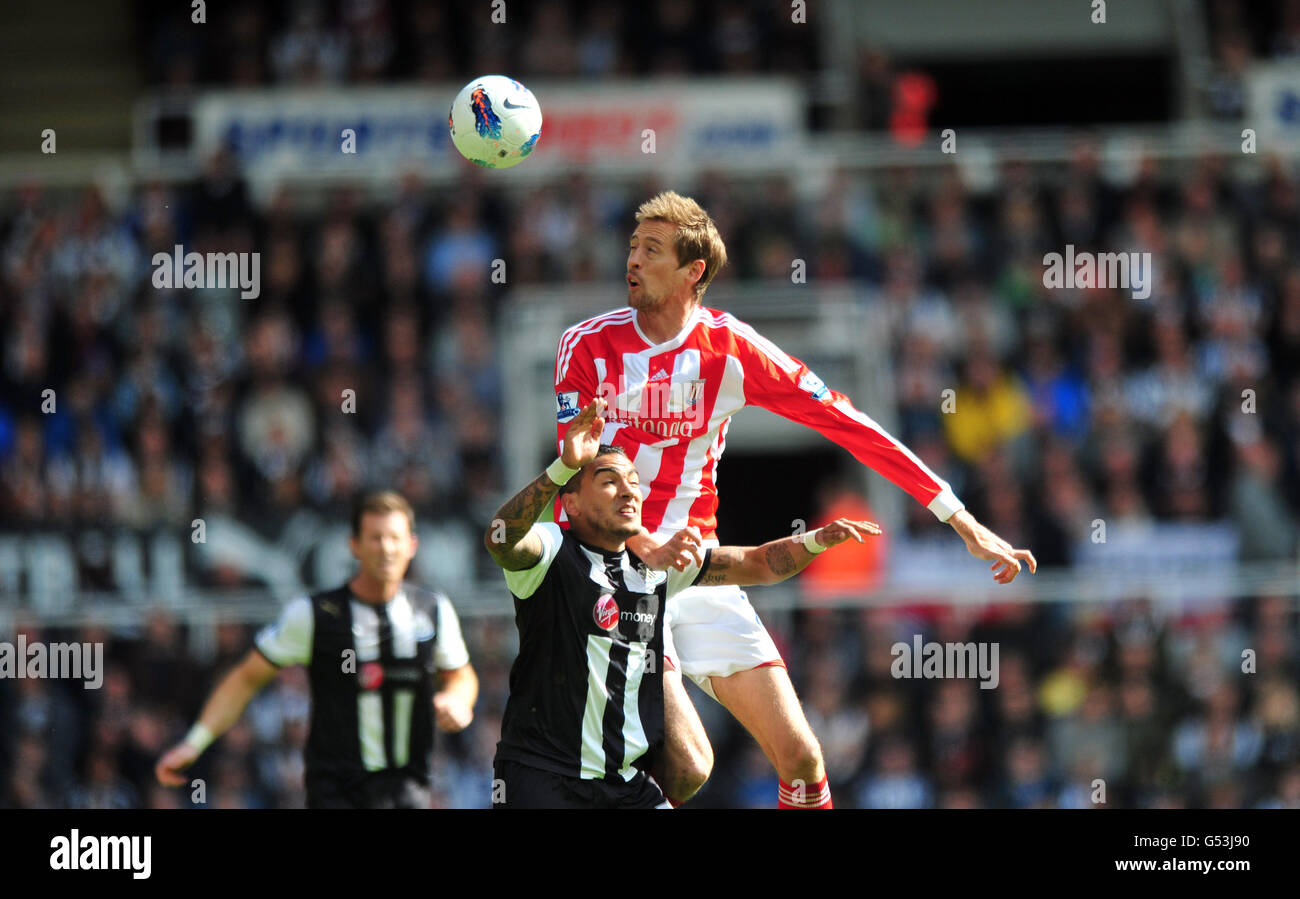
[664,581,783,701]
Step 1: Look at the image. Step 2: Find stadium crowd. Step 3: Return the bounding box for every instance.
[133,0,1295,129]
[3,140,1299,806]
[138,0,820,88]
[2,593,1297,808]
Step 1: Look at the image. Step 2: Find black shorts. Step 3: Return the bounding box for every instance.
[492,759,668,809]
[306,770,431,809]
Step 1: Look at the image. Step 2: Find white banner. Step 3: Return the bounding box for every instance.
[190,79,805,180]
[1246,63,1300,150]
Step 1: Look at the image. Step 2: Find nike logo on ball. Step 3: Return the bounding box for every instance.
[502,98,531,109]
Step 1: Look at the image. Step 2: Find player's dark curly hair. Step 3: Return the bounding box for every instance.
[558,445,631,496]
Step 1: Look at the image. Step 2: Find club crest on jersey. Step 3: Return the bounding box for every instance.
[626,564,667,593]
[593,594,620,630]
[682,379,705,408]
[556,391,580,422]
[799,371,830,402]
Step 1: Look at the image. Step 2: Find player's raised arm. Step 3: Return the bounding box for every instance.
[730,323,1035,583]
[155,648,279,786]
[946,508,1038,584]
[733,324,964,516]
[687,519,882,588]
[485,397,607,571]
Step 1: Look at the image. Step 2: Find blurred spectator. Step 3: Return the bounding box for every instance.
[1229,434,1298,560]
[1204,31,1251,119]
[1022,336,1090,442]
[1002,736,1056,808]
[235,313,316,486]
[801,483,887,598]
[1172,683,1263,787]
[271,0,349,84]
[67,751,137,809]
[941,352,1033,465]
[801,655,870,785]
[1048,684,1126,783]
[855,736,933,809]
[423,203,496,296]
[856,47,896,131]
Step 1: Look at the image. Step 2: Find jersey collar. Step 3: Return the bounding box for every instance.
[632,304,704,351]
[347,583,406,607]
[573,536,627,563]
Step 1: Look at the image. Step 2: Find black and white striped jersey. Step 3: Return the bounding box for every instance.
[255,583,470,790]
[494,523,708,782]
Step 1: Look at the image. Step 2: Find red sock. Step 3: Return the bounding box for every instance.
[778,776,833,809]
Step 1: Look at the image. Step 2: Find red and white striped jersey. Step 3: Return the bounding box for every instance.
[553,305,964,541]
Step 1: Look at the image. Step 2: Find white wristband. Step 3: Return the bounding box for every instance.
[545,457,580,486]
[802,529,828,554]
[184,723,215,753]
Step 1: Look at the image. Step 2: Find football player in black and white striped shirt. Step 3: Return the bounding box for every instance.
[155,491,478,808]
[485,398,879,808]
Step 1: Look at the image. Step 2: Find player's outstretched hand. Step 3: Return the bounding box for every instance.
[812,518,882,549]
[948,509,1037,584]
[560,398,607,470]
[433,691,473,733]
[155,742,200,787]
[641,526,704,571]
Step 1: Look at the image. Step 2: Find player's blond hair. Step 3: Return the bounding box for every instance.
[635,191,728,302]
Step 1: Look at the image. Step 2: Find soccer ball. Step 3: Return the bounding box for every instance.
[448,75,542,169]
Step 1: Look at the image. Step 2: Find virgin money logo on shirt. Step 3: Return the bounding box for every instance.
[593,594,620,630]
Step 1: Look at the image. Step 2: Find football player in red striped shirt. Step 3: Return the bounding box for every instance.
[554,191,1035,808]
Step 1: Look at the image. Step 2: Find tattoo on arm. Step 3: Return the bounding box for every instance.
[764,541,797,576]
[486,472,562,569]
[497,472,561,542]
[696,546,740,586]
[696,538,814,587]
